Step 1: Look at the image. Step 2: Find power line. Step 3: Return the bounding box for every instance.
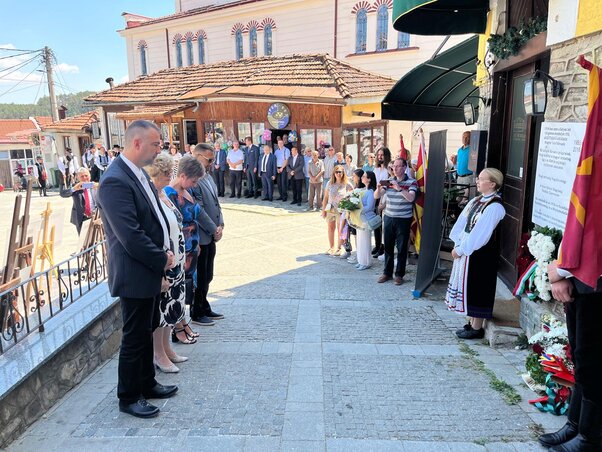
[0,50,41,61]
[33,68,46,105]
[0,47,41,53]
[0,54,41,79]
[0,62,43,99]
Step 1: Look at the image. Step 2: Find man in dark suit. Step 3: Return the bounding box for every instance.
[244,136,260,198]
[97,120,177,419]
[286,146,305,206]
[191,143,225,325]
[212,141,227,197]
[259,145,277,201]
[33,156,48,197]
[59,167,98,234]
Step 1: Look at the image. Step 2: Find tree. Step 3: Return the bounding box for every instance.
[0,90,97,119]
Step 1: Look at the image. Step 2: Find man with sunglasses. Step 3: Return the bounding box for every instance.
[190,144,225,326]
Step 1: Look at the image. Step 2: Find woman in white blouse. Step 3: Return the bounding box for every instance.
[446,168,506,340]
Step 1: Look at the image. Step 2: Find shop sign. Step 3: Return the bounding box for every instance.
[267,102,291,129]
[532,121,586,231]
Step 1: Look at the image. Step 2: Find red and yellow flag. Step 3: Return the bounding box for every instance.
[411,130,427,253]
[558,56,602,288]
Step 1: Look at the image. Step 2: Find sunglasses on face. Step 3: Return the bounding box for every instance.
[334,171,343,174]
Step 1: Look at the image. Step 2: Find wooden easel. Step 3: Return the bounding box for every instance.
[79,210,105,280]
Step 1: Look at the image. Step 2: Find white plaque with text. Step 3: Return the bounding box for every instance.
[532,122,586,231]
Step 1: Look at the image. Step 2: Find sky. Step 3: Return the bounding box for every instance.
[0,1,173,104]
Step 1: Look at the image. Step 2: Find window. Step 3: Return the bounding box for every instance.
[175,39,183,67]
[300,129,316,150]
[63,136,71,150]
[186,37,194,65]
[376,5,388,51]
[107,113,125,147]
[249,27,258,57]
[264,25,273,56]
[343,123,387,166]
[204,121,224,143]
[397,32,410,49]
[236,122,263,144]
[355,9,367,53]
[140,45,148,75]
[235,30,243,60]
[198,37,205,64]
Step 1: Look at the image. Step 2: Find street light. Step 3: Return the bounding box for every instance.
[523,70,564,116]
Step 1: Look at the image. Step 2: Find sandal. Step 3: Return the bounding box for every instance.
[182,321,199,338]
[171,327,197,344]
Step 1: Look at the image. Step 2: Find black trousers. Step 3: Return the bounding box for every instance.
[261,173,274,200]
[277,169,288,200]
[383,216,412,278]
[213,170,225,196]
[229,170,243,196]
[193,241,216,318]
[37,178,47,196]
[566,288,602,405]
[374,198,383,250]
[291,178,303,203]
[118,296,159,403]
[246,169,258,195]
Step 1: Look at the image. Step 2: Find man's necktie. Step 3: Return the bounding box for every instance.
[83,189,92,217]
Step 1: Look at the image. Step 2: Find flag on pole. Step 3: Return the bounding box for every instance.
[411,130,428,253]
[557,55,602,288]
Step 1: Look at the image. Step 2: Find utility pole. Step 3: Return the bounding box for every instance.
[43,46,59,122]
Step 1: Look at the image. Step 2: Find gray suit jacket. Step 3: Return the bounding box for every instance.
[286,155,305,180]
[191,174,225,246]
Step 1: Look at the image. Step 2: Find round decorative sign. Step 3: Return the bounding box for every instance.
[267,102,291,129]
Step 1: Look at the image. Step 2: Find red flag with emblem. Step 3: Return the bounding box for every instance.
[558,56,602,288]
[411,130,427,253]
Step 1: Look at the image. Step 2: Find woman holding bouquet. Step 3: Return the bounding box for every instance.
[322,164,353,256]
[355,171,377,270]
[445,168,505,339]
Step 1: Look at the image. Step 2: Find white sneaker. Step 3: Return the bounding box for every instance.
[357,265,371,271]
[347,256,357,264]
[339,251,350,259]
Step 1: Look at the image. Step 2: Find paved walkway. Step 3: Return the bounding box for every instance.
[9,199,559,451]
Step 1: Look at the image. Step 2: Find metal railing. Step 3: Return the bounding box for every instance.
[0,241,107,355]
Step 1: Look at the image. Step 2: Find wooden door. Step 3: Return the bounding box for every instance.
[498,64,536,285]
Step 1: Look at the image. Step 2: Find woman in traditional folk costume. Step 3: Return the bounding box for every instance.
[446,168,506,339]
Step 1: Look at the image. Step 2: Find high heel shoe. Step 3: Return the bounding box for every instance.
[182,322,199,338]
[171,328,197,344]
[154,360,180,373]
[168,354,189,363]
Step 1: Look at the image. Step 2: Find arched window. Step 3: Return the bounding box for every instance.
[376,5,388,51]
[355,9,367,53]
[198,37,205,64]
[397,32,410,49]
[186,37,194,65]
[175,39,183,67]
[264,25,273,56]
[235,29,243,60]
[139,44,148,76]
[249,27,258,57]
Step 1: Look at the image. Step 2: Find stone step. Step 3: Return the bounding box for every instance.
[485,320,523,348]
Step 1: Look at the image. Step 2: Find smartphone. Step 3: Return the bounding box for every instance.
[82,182,94,189]
[380,180,391,187]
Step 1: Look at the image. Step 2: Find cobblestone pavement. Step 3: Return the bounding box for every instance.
[9,198,558,451]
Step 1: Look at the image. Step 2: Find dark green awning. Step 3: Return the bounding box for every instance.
[393,0,488,35]
[381,35,478,122]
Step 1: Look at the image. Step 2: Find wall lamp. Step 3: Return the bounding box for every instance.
[523,70,564,116]
[352,110,375,118]
[462,96,491,126]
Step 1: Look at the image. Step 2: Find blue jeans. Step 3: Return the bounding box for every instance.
[323,177,330,189]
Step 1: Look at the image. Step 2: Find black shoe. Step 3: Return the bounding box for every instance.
[455,323,473,335]
[290,200,296,204]
[550,398,602,452]
[254,193,260,198]
[540,384,581,448]
[245,194,252,198]
[119,399,159,418]
[456,328,485,339]
[229,194,236,198]
[282,198,287,202]
[191,316,215,326]
[143,383,178,399]
[206,311,224,320]
[262,197,268,201]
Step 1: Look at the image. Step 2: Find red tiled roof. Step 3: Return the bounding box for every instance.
[44,111,99,132]
[122,1,264,30]
[33,116,53,128]
[84,54,396,106]
[0,119,37,144]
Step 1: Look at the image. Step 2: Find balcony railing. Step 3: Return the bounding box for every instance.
[0,241,107,355]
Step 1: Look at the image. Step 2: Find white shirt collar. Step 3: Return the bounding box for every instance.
[120,154,144,181]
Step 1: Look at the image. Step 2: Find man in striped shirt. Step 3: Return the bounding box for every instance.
[374,158,417,285]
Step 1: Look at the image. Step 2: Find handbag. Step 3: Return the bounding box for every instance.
[366,214,382,231]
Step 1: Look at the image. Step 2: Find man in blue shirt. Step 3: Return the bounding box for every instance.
[456,131,473,203]
[274,139,291,201]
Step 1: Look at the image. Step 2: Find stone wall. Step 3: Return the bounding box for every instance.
[546,31,602,122]
[0,302,122,448]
